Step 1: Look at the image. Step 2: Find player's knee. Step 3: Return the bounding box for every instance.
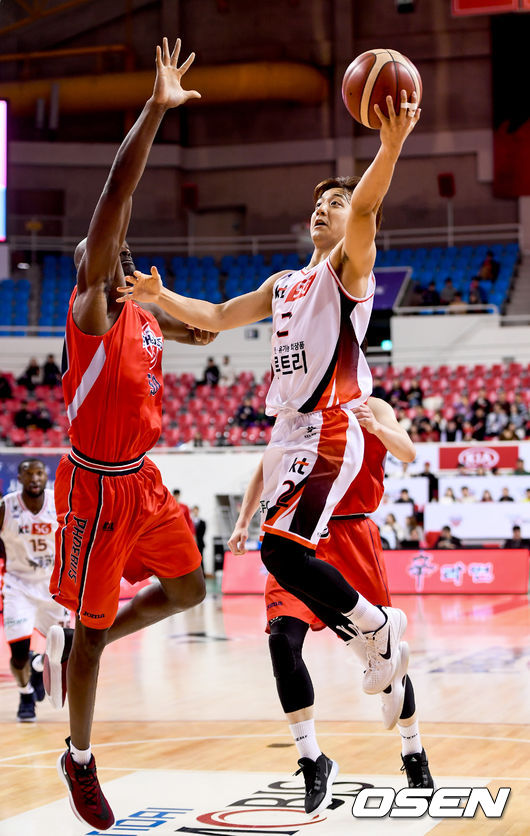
[10,638,31,669]
[163,570,206,610]
[268,618,304,680]
[72,623,107,662]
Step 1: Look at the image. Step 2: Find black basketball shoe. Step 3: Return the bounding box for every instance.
[401,748,434,788]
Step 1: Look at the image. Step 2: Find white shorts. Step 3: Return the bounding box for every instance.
[260,405,364,548]
[2,572,70,644]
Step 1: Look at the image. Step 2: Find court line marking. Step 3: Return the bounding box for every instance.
[1,730,529,764]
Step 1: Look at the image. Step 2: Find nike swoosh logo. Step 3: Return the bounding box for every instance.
[380,630,392,660]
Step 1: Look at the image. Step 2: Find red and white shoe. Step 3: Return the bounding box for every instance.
[57,739,115,830]
[43,625,71,709]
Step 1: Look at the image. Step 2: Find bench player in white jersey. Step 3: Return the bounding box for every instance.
[1,459,71,721]
[118,90,421,696]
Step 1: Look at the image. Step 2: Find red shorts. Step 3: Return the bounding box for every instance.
[265,516,391,631]
[50,455,202,629]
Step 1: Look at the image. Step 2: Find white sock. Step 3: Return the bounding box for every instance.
[342,595,386,633]
[19,683,34,695]
[69,740,92,765]
[398,714,422,757]
[289,718,321,762]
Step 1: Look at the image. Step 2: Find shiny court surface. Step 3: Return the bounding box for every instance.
[1,591,529,835]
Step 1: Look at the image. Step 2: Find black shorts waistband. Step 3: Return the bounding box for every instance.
[329,513,367,521]
[69,446,145,476]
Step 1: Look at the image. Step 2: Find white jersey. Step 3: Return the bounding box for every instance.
[266,256,374,416]
[1,489,57,582]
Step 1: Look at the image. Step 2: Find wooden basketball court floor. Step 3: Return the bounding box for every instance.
[0,590,529,835]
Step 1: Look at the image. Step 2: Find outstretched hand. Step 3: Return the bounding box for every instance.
[375,89,421,152]
[152,37,200,109]
[117,267,163,304]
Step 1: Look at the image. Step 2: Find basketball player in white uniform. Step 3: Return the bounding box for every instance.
[119,91,420,691]
[1,458,71,721]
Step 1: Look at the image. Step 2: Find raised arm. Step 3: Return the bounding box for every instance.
[117,269,287,331]
[228,460,264,555]
[336,90,421,298]
[76,38,200,328]
[354,396,416,462]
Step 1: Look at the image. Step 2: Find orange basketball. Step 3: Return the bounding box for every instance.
[342,49,422,130]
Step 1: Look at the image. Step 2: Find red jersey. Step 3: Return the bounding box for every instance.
[62,293,164,462]
[332,426,386,516]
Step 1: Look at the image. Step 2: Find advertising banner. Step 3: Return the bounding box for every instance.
[452,0,518,14]
[438,445,519,471]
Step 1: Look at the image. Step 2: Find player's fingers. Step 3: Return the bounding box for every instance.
[185,90,201,100]
[162,36,171,65]
[373,103,384,126]
[155,44,163,70]
[179,51,196,75]
[170,37,181,67]
[150,266,161,280]
[387,93,397,120]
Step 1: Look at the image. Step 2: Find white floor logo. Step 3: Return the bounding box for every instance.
[351,787,511,818]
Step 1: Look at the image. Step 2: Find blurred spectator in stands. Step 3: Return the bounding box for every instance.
[499,422,518,442]
[408,283,423,307]
[255,404,274,427]
[475,465,487,476]
[14,401,34,430]
[396,407,412,432]
[219,355,235,386]
[372,376,388,401]
[18,357,40,390]
[401,515,424,549]
[499,487,515,502]
[471,387,491,417]
[454,394,473,424]
[0,373,13,400]
[469,277,486,303]
[485,402,509,438]
[470,407,487,441]
[503,525,530,549]
[448,291,467,314]
[423,393,443,413]
[406,378,423,407]
[455,462,470,476]
[522,488,530,502]
[480,489,493,502]
[192,431,204,448]
[409,427,422,445]
[190,505,206,560]
[468,290,482,308]
[42,354,61,387]
[421,281,440,306]
[508,404,527,438]
[172,489,194,532]
[418,461,438,501]
[478,250,500,281]
[441,487,457,504]
[439,277,456,304]
[198,356,220,387]
[512,393,527,420]
[381,513,404,549]
[459,485,476,503]
[435,525,462,549]
[395,488,413,505]
[235,397,257,429]
[440,418,462,443]
[388,383,407,408]
[513,458,530,476]
[32,400,53,431]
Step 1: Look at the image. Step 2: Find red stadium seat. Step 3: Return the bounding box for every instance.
[27,429,45,447]
[8,428,27,446]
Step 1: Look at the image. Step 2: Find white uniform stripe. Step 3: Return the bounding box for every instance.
[66,342,106,424]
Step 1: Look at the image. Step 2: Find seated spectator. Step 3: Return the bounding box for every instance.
[440,487,456,504]
[480,490,493,502]
[499,487,515,502]
[460,485,476,503]
[42,354,61,387]
[381,513,404,549]
[471,387,491,417]
[455,462,470,476]
[478,250,500,281]
[471,407,486,441]
[475,465,487,476]
[440,418,462,443]
[198,357,220,387]
[447,291,467,313]
[192,431,204,448]
[469,276,486,303]
[439,277,456,304]
[388,384,407,407]
[522,488,530,503]
[468,290,482,308]
[372,377,388,401]
[400,515,424,549]
[499,422,518,442]
[497,390,511,415]
[32,400,53,431]
[14,401,34,429]
[18,357,40,390]
[408,282,424,306]
[235,397,257,429]
[453,394,473,424]
[509,405,528,436]
[421,281,440,306]
[395,488,413,504]
[435,525,462,549]
[219,355,235,386]
[396,407,412,432]
[0,372,13,400]
[406,378,423,407]
[485,403,509,438]
[503,525,530,549]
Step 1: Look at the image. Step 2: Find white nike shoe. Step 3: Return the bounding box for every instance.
[380,641,410,729]
[361,607,407,695]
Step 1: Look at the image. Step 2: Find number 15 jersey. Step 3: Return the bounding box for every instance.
[265,256,374,416]
[1,489,57,582]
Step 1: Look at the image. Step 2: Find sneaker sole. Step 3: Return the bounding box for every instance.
[43,626,66,710]
[17,715,36,723]
[308,759,339,818]
[381,641,410,730]
[363,608,408,695]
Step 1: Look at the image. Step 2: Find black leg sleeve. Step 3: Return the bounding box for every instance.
[269,616,314,714]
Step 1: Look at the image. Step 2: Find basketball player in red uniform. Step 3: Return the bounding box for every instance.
[229,397,433,815]
[42,39,215,831]
[119,91,420,726]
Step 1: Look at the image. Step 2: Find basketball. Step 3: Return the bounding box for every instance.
[342,48,422,129]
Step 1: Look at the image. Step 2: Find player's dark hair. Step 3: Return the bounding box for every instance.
[313,176,383,231]
[18,458,45,474]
